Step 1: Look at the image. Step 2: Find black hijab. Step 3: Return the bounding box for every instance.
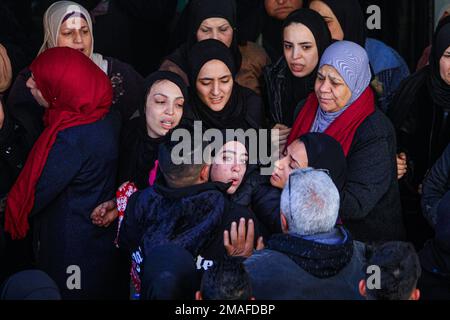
[317,0,366,47]
[299,132,347,193]
[427,16,450,109]
[168,0,242,79]
[389,17,450,127]
[118,71,188,189]
[187,39,250,130]
[281,8,332,126]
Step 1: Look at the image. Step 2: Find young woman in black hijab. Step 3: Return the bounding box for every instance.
[118,71,188,190]
[264,8,332,129]
[388,17,450,245]
[161,0,270,95]
[184,39,264,131]
[270,132,347,194]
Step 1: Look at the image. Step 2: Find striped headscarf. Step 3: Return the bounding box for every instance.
[312,40,371,133]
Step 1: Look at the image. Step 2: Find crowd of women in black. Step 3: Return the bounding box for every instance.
[0,0,449,300]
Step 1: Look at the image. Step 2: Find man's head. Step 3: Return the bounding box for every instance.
[359,242,421,300]
[159,128,211,188]
[196,258,254,300]
[279,168,339,235]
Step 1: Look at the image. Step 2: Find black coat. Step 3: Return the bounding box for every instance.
[341,110,405,242]
[422,143,450,227]
[118,181,262,271]
[31,111,127,299]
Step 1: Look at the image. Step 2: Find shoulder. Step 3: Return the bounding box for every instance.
[105,56,143,81]
[356,109,395,141]
[240,42,271,65]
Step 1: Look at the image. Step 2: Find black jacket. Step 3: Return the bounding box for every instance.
[263,57,307,127]
[118,181,262,270]
[422,144,450,227]
[341,110,405,242]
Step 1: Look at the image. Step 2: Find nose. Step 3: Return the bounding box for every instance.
[212,81,220,96]
[276,0,287,5]
[274,159,282,170]
[73,30,82,43]
[319,79,332,93]
[292,46,301,60]
[26,77,35,89]
[165,103,175,115]
[211,29,219,41]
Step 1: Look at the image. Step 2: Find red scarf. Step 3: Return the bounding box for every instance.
[286,87,375,156]
[5,47,112,239]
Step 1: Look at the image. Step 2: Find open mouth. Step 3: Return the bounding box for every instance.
[290,64,305,73]
[160,120,174,130]
[209,96,224,104]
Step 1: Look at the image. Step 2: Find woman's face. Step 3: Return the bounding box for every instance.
[315,64,352,113]
[283,23,319,78]
[270,140,308,189]
[145,80,185,138]
[264,0,304,20]
[309,0,344,41]
[210,141,248,194]
[196,17,233,48]
[196,59,234,111]
[440,45,450,85]
[57,16,92,57]
[26,76,49,108]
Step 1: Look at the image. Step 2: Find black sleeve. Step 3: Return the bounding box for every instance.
[421,144,450,227]
[340,129,394,221]
[117,190,146,253]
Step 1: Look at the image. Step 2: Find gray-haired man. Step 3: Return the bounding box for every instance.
[244,168,367,300]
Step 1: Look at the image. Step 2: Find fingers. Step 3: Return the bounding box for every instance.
[256,236,265,251]
[230,221,238,245]
[246,219,255,248]
[238,218,246,246]
[223,230,232,254]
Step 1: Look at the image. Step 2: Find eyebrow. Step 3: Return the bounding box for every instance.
[199,75,231,81]
[289,154,301,166]
[223,150,249,157]
[153,93,184,100]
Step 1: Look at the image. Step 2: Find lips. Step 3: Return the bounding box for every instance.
[160,119,174,130]
[209,96,224,104]
[290,64,305,73]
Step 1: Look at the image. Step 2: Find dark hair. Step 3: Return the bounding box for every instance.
[365,242,421,300]
[200,257,252,300]
[158,125,210,187]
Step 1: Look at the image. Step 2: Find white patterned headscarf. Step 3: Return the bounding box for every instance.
[311,40,371,133]
[38,1,108,73]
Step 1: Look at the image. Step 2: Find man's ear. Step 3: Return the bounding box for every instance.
[358,279,367,298]
[410,289,420,301]
[199,164,210,183]
[195,291,203,300]
[280,212,288,233]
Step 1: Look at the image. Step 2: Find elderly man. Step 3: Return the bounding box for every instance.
[244,168,367,299]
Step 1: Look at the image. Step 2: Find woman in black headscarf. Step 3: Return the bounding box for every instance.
[271,132,347,193]
[309,0,410,113]
[388,17,450,205]
[184,39,264,131]
[118,71,188,190]
[161,0,270,95]
[91,71,188,228]
[264,8,332,131]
